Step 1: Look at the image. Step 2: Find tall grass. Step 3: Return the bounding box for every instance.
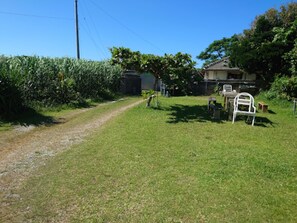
[0,55,122,118]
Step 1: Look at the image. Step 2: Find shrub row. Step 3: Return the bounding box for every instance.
[0,56,122,118]
[264,75,297,100]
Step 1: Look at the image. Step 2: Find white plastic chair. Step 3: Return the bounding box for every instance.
[222,84,233,94]
[232,92,256,126]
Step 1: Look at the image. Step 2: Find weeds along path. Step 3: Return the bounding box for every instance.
[0,98,143,219]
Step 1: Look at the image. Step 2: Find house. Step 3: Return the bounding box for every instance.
[200,57,257,95]
[203,57,256,82]
[120,70,141,95]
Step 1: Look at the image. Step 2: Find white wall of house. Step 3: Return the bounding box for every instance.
[140,73,157,90]
[204,71,228,80]
[204,71,256,81]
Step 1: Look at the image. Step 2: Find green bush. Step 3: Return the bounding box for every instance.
[0,55,123,117]
[265,75,297,100]
[142,89,155,99]
[0,56,25,118]
[0,74,24,118]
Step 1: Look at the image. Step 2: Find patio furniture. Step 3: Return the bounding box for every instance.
[207,97,217,111]
[293,98,297,115]
[223,91,238,110]
[212,104,223,120]
[222,84,233,95]
[258,101,268,112]
[232,92,256,126]
[227,98,235,120]
[207,97,222,120]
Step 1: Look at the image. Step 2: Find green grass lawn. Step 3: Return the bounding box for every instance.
[14,96,297,222]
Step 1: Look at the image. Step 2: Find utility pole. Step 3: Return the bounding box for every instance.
[75,0,80,59]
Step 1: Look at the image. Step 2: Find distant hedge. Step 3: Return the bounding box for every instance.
[0,56,122,118]
[264,75,297,100]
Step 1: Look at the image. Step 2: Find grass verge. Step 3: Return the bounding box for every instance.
[0,97,126,132]
[10,96,297,222]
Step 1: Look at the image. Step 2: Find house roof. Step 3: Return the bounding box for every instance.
[204,57,240,71]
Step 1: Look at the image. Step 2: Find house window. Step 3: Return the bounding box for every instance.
[227,73,242,80]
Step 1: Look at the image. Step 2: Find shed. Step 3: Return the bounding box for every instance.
[120,70,141,95]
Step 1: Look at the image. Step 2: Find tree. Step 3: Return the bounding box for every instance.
[197,35,238,66]
[287,41,297,75]
[229,3,297,88]
[162,53,199,95]
[197,3,297,89]
[273,19,297,75]
[140,54,166,91]
[109,47,142,72]
[230,33,288,86]
[141,52,200,95]
[109,47,200,95]
[279,3,297,27]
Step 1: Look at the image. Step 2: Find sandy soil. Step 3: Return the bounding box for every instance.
[0,99,143,221]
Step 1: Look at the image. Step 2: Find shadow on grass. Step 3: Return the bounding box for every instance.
[166,104,225,124]
[254,116,275,127]
[231,115,275,127]
[7,107,59,127]
[0,99,99,128]
[164,104,275,127]
[268,109,276,114]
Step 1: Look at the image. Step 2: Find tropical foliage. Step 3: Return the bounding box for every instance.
[197,35,239,66]
[230,4,297,86]
[110,47,142,72]
[0,56,122,118]
[0,71,23,117]
[110,47,201,95]
[264,75,297,100]
[162,52,200,95]
[198,2,297,94]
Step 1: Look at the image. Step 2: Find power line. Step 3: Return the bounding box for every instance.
[80,0,109,59]
[88,0,165,54]
[80,23,108,59]
[0,10,73,20]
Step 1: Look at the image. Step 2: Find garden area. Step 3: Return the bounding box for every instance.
[1,3,297,222]
[1,95,296,222]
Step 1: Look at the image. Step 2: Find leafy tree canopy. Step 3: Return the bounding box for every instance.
[198,2,297,89]
[109,47,142,72]
[197,36,238,66]
[109,47,201,95]
[162,52,199,95]
[230,3,297,87]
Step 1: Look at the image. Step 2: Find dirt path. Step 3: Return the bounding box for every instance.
[0,99,143,220]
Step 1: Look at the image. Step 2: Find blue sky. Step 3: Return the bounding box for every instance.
[0,0,294,67]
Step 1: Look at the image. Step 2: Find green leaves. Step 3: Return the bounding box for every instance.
[109,47,200,95]
[199,3,297,90]
[228,3,297,90]
[0,56,122,118]
[0,73,23,118]
[264,75,297,100]
[161,53,199,95]
[109,47,142,72]
[197,36,239,66]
